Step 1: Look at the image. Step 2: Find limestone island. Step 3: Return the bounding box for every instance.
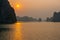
[0,0,17,24]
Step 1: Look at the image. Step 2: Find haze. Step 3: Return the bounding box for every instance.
[9,0,60,19]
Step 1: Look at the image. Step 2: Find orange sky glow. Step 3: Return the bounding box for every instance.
[9,0,60,19]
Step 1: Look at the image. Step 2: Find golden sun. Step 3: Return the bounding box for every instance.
[14,3,23,10]
[16,4,20,8]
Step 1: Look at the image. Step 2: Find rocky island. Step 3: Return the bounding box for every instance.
[0,0,17,24]
[52,12,60,22]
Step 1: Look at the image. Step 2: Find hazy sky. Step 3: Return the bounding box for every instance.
[9,0,60,19]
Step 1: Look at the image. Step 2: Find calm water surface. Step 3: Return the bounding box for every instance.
[0,22,60,40]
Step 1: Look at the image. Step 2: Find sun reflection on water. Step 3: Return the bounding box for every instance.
[13,22,22,40]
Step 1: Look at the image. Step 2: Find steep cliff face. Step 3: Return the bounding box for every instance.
[0,0,17,24]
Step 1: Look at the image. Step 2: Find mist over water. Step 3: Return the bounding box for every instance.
[0,22,60,40]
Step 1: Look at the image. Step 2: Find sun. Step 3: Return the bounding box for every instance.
[16,4,20,8]
[14,3,23,10]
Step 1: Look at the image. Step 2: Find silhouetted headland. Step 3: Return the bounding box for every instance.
[0,0,17,24]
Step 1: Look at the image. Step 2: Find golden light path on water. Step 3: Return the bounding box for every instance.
[0,22,60,40]
[13,22,22,40]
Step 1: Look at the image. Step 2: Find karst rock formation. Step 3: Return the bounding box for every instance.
[52,12,60,22]
[0,0,17,24]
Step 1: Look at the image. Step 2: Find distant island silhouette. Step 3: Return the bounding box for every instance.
[0,0,17,24]
[17,16,41,22]
[45,11,60,22]
[52,12,60,22]
[16,11,60,22]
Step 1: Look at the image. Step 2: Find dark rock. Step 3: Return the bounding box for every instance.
[0,0,17,24]
[52,12,60,22]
